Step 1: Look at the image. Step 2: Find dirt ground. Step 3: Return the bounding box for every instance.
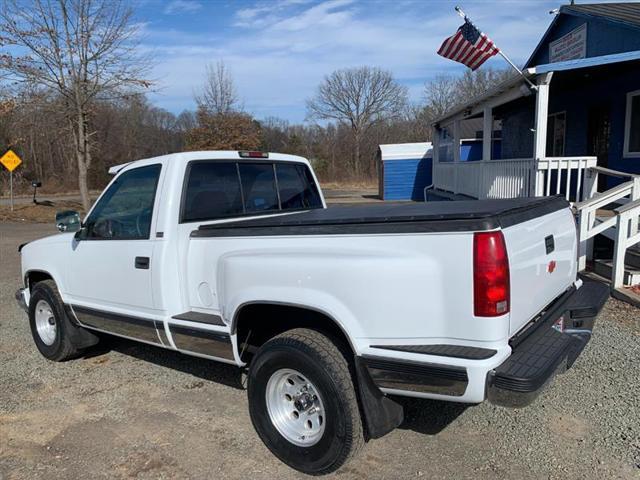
[1,222,639,480]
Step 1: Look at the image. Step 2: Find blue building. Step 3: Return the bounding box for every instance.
[431,2,640,199]
[523,2,640,185]
[378,143,432,200]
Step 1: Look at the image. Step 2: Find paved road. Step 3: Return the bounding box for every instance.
[1,223,638,479]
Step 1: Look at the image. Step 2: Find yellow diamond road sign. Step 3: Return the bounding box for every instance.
[1,149,22,172]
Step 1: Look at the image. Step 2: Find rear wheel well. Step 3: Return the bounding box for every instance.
[234,304,354,364]
[26,271,54,290]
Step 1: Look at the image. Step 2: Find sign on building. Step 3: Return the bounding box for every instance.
[549,24,587,63]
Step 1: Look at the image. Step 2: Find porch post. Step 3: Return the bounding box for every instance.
[432,126,440,163]
[533,73,552,159]
[453,119,461,193]
[453,119,461,163]
[432,126,440,191]
[482,107,492,162]
[533,72,553,197]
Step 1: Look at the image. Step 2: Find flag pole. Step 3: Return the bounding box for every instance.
[454,6,538,90]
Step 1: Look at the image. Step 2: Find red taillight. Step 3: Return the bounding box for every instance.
[473,231,510,317]
[239,151,269,158]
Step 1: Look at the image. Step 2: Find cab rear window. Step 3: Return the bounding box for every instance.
[181,161,322,223]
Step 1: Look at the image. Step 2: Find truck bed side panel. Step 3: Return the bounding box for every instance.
[187,233,511,350]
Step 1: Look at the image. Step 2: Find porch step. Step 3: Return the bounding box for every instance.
[624,248,640,269]
[593,215,640,242]
[592,259,640,286]
[593,215,618,242]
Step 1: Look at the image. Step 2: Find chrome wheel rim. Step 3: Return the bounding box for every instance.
[265,368,326,447]
[35,299,57,346]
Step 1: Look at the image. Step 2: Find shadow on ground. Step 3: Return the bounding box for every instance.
[83,333,466,437]
[87,334,245,391]
[393,396,468,435]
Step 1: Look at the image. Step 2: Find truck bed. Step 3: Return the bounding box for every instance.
[192,196,569,237]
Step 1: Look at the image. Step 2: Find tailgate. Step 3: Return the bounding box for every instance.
[502,207,577,336]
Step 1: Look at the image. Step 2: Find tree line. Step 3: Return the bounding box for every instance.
[0,0,512,206]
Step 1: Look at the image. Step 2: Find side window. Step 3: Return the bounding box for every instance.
[238,163,279,213]
[276,163,323,209]
[85,164,161,240]
[182,162,244,222]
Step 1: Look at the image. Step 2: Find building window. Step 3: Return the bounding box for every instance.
[437,125,454,162]
[546,112,565,157]
[624,90,640,157]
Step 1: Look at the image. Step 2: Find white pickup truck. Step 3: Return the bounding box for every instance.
[16,151,608,474]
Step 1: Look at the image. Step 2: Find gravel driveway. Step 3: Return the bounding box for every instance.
[1,222,639,479]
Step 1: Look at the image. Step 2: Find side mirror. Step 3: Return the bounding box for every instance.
[55,210,81,233]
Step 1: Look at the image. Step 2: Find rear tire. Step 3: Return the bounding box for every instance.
[247,328,364,475]
[29,280,82,361]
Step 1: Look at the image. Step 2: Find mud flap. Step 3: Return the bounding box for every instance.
[64,305,100,349]
[354,356,404,439]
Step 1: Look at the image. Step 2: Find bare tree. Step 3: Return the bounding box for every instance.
[185,108,260,151]
[306,66,407,176]
[423,74,459,119]
[456,68,515,102]
[196,61,240,115]
[423,68,515,120]
[0,0,152,210]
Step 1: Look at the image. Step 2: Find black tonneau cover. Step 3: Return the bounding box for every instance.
[191,196,569,237]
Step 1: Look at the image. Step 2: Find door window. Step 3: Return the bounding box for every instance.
[625,91,640,157]
[546,112,566,157]
[83,164,161,240]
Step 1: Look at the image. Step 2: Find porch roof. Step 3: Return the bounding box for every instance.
[534,49,640,74]
[432,71,534,126]
[433,49,640,126]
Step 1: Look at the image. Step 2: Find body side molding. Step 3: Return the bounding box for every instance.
[168,324,234,360]
[370,344,497,360]
[171,311,225,326]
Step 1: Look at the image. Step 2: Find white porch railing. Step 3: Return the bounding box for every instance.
[433,158,534,199]
[535,157,598,200]
[432,156,598,201]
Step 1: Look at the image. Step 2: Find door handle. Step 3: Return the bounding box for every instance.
[135,256,150,269]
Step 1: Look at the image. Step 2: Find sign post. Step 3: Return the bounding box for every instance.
[1,149,23,211]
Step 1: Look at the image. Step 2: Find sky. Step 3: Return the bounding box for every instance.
[136,0,573,123]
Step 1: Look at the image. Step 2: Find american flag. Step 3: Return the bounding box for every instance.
[437,19,500,70]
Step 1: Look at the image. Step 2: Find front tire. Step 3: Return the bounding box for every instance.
[247,328,364,475]
[28,280,81,361]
